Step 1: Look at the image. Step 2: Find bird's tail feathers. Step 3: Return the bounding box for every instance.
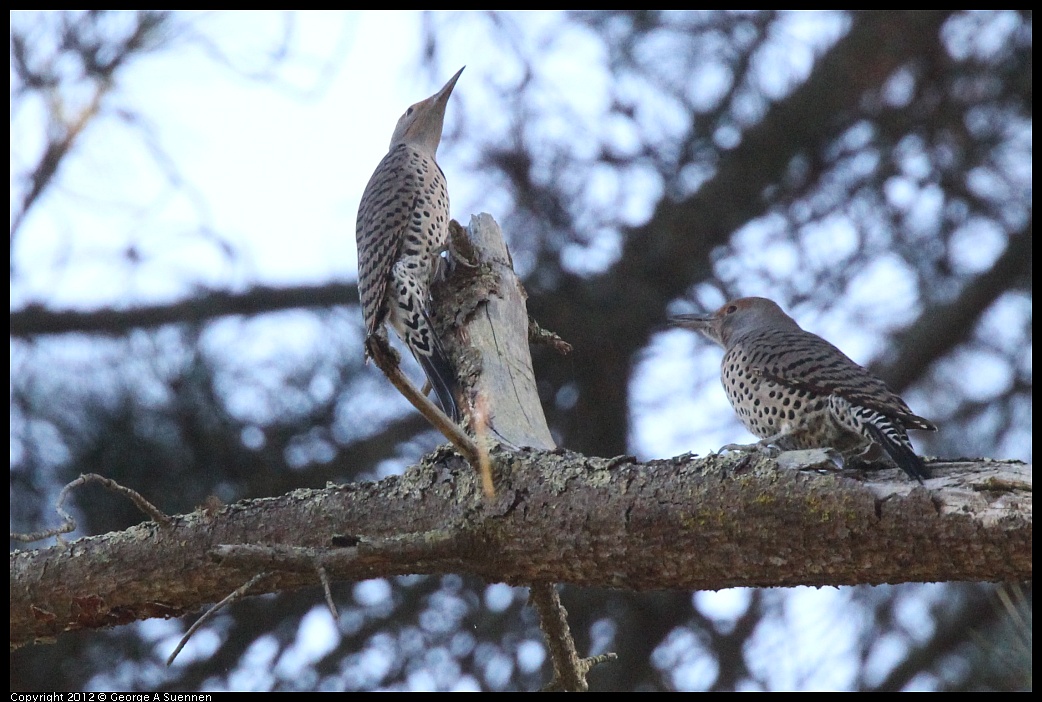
[863,422,929,484]
[409,306,460,423]
[416,340,461,424]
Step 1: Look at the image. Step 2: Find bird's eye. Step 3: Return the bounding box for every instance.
[406,107,415,116]
[726,305,738,314]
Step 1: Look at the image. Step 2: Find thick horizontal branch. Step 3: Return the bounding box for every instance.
[9,282,359,337]
[10,449,1030,648]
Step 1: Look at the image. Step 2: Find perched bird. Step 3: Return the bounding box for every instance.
[671,297,936,482]
[356,67,465,423]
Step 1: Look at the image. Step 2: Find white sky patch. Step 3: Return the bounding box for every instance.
[949,218,1006,274]
[11,11,432,309]
[484,582,517,612]
[354,577,392,607]
[745,587,858,691]
[228,634,279,691]
[655,627,718,691]
[517,639,546,673]
[274,605,339,678]
[629,328,747,461]
[695,588,752,627]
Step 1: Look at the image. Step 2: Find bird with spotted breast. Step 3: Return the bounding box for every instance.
[671,297,936,482]
[356,67,465,423]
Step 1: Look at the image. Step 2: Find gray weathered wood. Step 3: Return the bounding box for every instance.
[438,214,555,450]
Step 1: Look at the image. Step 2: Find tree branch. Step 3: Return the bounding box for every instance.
[10,451,1031,649]
[9,282,359,337]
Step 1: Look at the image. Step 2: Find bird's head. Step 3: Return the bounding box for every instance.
[389,66,465,154]
[669,297,799,348]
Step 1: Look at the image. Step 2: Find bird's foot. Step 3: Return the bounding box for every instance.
[717,440,780,458]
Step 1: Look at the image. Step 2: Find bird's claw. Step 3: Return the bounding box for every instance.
[718,441,780,458]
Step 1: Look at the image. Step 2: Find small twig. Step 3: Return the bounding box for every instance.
[471,393,497,498]
[530,582,615,691]
[167,572,270,666]
[367,335,480,466]
[317,565,339,620]
[995,582,1029,635]
[211,544,340,619]
[528,316,573,355]
[207,534,473,627]
[10,472,173,543]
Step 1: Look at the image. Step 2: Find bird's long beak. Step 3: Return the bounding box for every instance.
[668,313,713,331]
[433,66,465,105]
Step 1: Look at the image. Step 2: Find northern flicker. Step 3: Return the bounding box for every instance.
[671,297,936,482]
[356,67,464,423]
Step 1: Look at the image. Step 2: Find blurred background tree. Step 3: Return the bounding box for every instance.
[10,10,1031,691]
